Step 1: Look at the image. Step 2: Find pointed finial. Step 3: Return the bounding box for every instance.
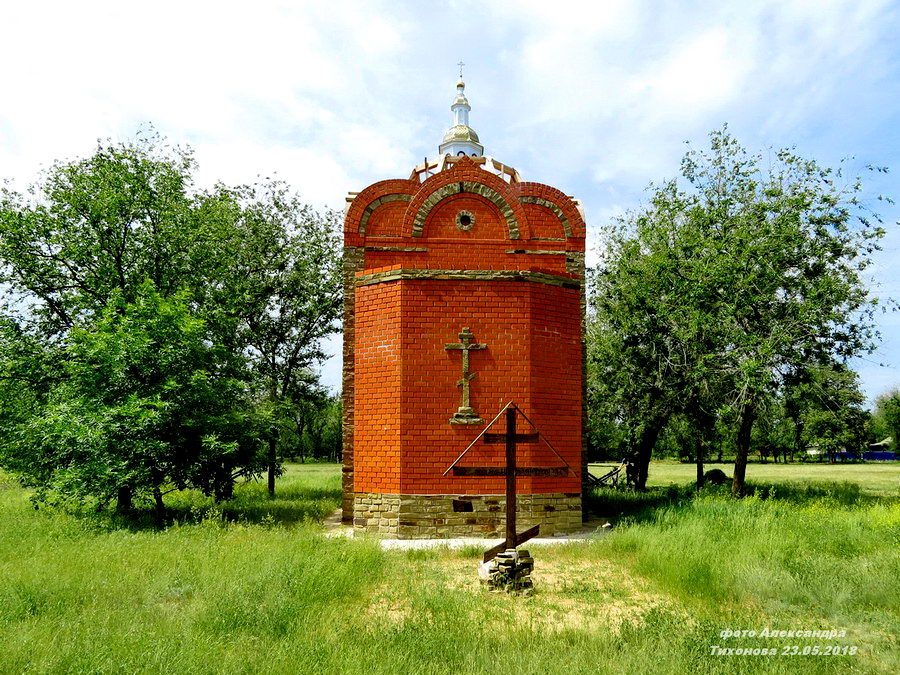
[438,61,483,158]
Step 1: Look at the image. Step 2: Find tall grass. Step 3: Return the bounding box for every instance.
[604,494,899,613]
[0,484,382,672]
[0,464,896,674]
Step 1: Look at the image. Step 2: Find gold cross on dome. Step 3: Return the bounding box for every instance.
[457,60,465,78]
[445,327,486,424]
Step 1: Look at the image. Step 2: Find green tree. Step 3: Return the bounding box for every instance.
[588,207,688,489]
[589,162,734,490]
[1,285,262,519]
[792,364,869,460]
[872,389,900,448]
[589,128,887,493]
[218,184,342,496]
[677,132,885,493]
[0,132,341,513]
[0,133,200,334]
[295,394,343,463]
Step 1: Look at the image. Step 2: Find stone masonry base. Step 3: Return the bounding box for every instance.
[353,492,582,538]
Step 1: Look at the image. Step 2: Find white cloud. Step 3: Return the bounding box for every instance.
[1,0,899,395]
[0,0,417,198]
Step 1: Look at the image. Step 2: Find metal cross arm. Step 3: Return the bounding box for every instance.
[483,432,539,444]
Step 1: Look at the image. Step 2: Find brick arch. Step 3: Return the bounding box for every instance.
[411,181,519,239]
[423,192,506,240]
[404,157,529,240]
[521,197,570,237]
[359,194,411,236]
[518,183,586,239]
[345,179,416,239]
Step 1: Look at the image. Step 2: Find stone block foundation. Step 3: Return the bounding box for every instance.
[353,492,582,538]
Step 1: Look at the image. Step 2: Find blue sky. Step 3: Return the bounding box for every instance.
[1,0,898,404]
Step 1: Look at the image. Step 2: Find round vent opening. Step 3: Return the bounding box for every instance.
[456,210,475,231]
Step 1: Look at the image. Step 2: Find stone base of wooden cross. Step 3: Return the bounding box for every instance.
[449,407,484,425]
[479,549,534,595]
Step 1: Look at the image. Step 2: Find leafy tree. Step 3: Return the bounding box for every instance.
[872,389,900,447]
[588,210,687,489]
[0,133,201,334]
[217,184,342,496]
[589,157,734,490]
[750,396,794,462]
[794,364,869,460]
[677,132,885,492]
[589,127,887,493]
[296,394,343,463]
[0,132,341,513]
[1,285,262,518]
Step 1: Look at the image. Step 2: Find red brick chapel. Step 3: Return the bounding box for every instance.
[342,72,586,538]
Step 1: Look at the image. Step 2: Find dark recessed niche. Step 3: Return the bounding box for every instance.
[452,498,474,512]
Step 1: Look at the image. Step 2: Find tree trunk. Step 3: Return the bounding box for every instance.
[732,402,756,496]
[792,421,803,463]
[116,484,133,514]
[635,417,665,491]
[695,435,704,490]
[267,433,277,498]
[153,485,165,524]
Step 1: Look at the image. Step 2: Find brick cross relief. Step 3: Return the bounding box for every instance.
[444,327,487,425]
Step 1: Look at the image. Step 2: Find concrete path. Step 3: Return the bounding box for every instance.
[376,531,607,550]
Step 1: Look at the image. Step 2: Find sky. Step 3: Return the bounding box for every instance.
[1,0,899,404]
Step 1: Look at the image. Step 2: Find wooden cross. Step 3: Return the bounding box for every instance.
[444,403,569,562]
[445,327,486,424]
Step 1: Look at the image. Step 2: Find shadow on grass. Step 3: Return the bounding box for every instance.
[586,479,881,524]
[586,484,692,522]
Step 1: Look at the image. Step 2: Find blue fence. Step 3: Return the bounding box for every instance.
[833,451,897,461]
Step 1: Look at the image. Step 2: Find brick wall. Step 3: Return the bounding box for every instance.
[342,156,586,529]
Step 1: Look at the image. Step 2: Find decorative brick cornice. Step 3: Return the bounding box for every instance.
[344,179,416,242]
[505,249,569,255]
[364,246,429,252]
[355,267,581,289]
[410,181,520,239]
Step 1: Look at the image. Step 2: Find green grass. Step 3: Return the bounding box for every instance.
[618,460,900,496]
[164,462,343,526]
[0,462,897,674]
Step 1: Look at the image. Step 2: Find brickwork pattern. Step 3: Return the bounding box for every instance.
[342,155,587,533]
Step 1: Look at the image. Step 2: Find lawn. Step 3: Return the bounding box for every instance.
[0,462,897,674]
[591,460,900,496]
